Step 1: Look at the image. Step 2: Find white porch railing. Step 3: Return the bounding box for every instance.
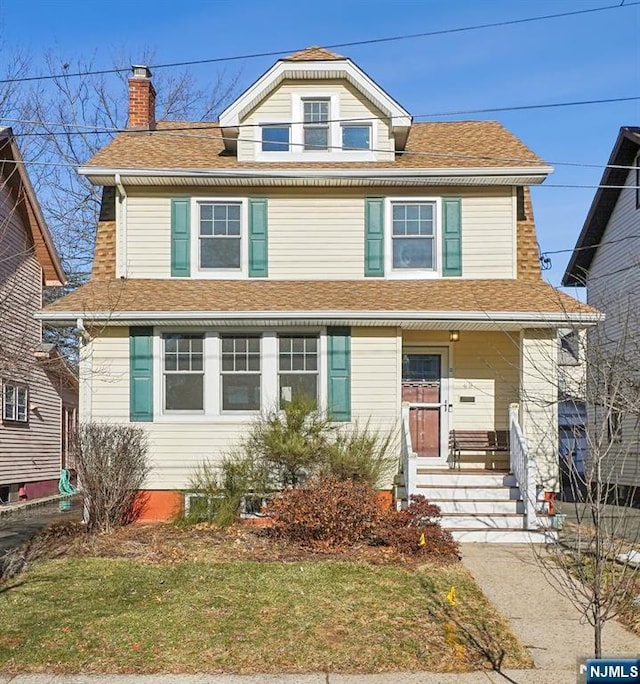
[509,403,537,529]
[401,402,417,503]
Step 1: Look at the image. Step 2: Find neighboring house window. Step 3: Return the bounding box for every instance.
[303,99,330,151]
[221,336,261,411]
[198,202,242,270]
[559,331,580,365]
[278,335,319,405]
[607,405,623,444]
[3,382,28,422]
[261,125,290,152]
[342,124,371,151]
[163,334,204,411]
[391,201,436,270]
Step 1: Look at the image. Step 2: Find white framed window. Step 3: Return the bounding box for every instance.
[221,335,261,412]
[191,198,248,278]
[278,335,319,406]
[163,333,205,412]
[3,382,28,423]
[385,197,442,278]
[342,123,371,150]
[154,330,325,421]
[261,124,290,152]
[303,99,330,151]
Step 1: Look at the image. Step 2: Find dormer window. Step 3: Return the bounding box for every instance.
[303,99,330,151]
[342,124,371,151]
[261,125,290,152]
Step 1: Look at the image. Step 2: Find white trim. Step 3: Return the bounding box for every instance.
[384,196,442,279]
[115,174,127,278]
[39,309,603,325]
[218,59,412,132]
[79,165,553,181]
[190,197,249,279]
[79,338,93,422]
[511,186,518,279]
[150,327,326,422]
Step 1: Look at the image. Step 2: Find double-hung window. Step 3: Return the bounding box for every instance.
[198,202,242,270]
[391,201,436,271]
[3,382,28,422]
[303,99,330,151]
[163,334,204,411]
[221,336,261,411]
[278,335,319,405]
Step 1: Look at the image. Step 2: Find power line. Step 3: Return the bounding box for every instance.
[0,1,637,85]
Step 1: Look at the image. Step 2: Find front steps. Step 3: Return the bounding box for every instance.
[412,468,555,544]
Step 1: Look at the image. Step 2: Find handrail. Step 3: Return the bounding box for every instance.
[509,403,537,529]
[401,402,416,503]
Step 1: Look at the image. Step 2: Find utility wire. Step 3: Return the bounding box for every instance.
[0,1,637,84]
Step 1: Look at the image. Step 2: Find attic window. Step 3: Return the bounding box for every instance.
[342,124,371,151]
[303,99,330,151]
[261,125,290,152]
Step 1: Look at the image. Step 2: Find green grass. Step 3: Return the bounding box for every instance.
[0,557,531,674]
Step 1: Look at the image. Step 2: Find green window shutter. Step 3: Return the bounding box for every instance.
[249,198,268,277]
[364,198,384,277]
[327,327,351,422]
[171,198,190,277]
[442,198,462,277]
[130,327,154,422]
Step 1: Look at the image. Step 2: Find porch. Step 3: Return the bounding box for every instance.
[389,328,558,543]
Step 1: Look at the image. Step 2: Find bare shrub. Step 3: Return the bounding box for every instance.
[73,423,149,533]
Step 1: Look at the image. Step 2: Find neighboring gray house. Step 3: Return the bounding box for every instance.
[0,127,78,504]
[563,126,640,499]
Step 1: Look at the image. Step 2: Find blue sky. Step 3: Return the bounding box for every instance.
[2,0,639,288]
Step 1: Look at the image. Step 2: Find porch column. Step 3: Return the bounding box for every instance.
[519,329,559,491]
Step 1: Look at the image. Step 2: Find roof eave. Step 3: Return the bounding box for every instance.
[562,127,640,286]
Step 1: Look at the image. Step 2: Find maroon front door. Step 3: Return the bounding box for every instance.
[402,353,442,458]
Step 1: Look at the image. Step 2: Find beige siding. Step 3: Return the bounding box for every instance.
[0,183,65,487]
[520,329,559,490]
[268,195,364,278]
[237,79,394,161]
[123,186,515,280]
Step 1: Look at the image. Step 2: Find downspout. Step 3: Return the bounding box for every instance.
[76,316,92,525]
[115,173,127,278]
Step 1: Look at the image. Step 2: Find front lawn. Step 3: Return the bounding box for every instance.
[0,527,531,674]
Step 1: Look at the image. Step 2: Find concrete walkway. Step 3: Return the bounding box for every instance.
[1,543,639,683]
[461,543,640,682]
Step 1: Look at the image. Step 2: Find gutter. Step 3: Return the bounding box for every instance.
[38,309,603,325]
[78,165,554,181]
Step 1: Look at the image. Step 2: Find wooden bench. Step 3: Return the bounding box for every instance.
[449,429,509,470]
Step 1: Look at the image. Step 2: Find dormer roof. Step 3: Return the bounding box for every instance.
[218,46,412,150]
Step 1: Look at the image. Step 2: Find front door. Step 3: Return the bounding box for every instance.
[402,349,449,459]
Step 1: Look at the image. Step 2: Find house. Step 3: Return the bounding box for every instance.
[39,48,598,540]
[0,127,78,504]
[562,126,640,502]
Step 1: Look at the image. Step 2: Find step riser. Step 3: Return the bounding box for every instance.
[441,514,525,529]
[415,473,517,487]
[453,529,558,543]
[436,500,524,515]
[415,486,521,501]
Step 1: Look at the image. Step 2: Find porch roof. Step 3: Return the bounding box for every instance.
[39,278,600,327]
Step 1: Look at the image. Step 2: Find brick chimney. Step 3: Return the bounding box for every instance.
[128,65,156,130]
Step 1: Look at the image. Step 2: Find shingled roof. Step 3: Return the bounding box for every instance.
[282,46,345,61]
[42,277,597,321]
[85,120,544,171]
